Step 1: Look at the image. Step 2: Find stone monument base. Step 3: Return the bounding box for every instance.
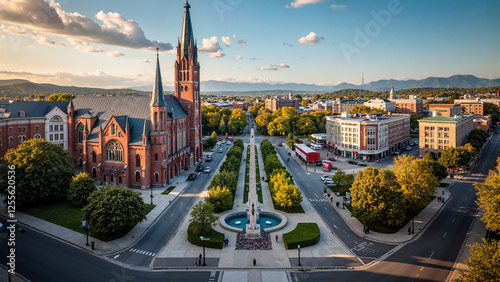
[245,224,261,238]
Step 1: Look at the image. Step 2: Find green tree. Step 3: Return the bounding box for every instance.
[410,113,427,131]
[207,112,222,133]
[331,170,355,192]
[227,119,237,135]
[46,93,74,101]
[209,170,238,193]
[83,185,147,235]
[422,153,448,182]
[206,186,233,212]
[229,108,247,132]
[255,112,272,135]
[248,102,264,117]
[295,115,317,135]
[301,99,309,107]
[189,201,219,237]
[0,139,75,207]
[67,172,97,206]
[350,167,406,227]
[475,167,500,232]
[393,154,438,206]
[349,105,387,114]
[484,102,500,125]
[455,239,500,282]
[219,116,227,134]
[268,116,290,136]
[273,183,303,211]
[264,154,283,176]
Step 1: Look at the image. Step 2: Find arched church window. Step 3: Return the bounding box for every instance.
[77,123,85,143]
[105,140,124,162]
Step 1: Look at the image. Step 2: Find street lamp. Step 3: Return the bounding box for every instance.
[7,227,25,282]
[200,236,210,266]
[83,209,90,246]
[298,245,301,266]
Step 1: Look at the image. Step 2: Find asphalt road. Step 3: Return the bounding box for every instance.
[291,132,499,281]
[109,143,231,267]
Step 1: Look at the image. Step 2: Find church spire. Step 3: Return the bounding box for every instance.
[151,48,166,107]
[180,0,195,60]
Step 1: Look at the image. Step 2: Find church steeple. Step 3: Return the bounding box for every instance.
[389,85,395,100]
[151,48,166,107]
[180,0,195,60]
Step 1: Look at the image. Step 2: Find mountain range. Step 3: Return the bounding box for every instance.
[1,75,499,98]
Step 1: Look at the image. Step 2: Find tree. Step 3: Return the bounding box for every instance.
[218,115,227,134]
[268,116,290,136]
[475,168,500,232]
[439,147,461,175]
[393,154,437,206]
[46,93,74,101]
[273,183,303,211]
[301,99,309,107]
[206,186,233,212]
[422,153,448,182]
[229,108,247,132]
[349,105,387,114]
[248,102,264,117]
[83,185,147,235]
[264,154,283,176]
[207,112,222,133]
[269,171,293,194]
[67,172,97,206]
[0,139,75,207]
[295,115,317,135]
[410,113,427,131]
[209,170,238,193]
[331,170,355,192]
[456,239,500,281]
[227,119,237,135]
[210,131,218,139]
[189,201,219,237]
[484,102,500,125]
[255,112,272,135]
[350,167,406,227]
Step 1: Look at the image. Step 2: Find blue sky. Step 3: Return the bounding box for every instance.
[0,0,499,89]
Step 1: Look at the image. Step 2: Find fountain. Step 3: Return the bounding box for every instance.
[219,129,287,235]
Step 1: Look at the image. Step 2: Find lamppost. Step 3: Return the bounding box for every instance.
[150,185,153,205]
[83,210,90,246]
[411,204,415,234]
[298,245,301,266]
[200,236,210,266]
[7,227,25,282]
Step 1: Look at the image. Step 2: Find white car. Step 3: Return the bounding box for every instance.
[321,175,330,182]
[204,167,211,173]
[219,149,223,153]
[324,179,334,185]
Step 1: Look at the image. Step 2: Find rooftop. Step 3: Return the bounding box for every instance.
[420,115,473,122]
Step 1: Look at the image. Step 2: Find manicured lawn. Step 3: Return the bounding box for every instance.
[161,186,176,195]
[283,222,320,249]
[22,201,155,241]
[187,222,224,249]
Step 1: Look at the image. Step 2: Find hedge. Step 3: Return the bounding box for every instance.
[283,223,320,250]
[187,222,224,249]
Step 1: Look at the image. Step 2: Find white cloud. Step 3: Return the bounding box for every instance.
[199,37,222,53]
[208,51,225,59]
[221,36,232,47]
[238,39,247,46]
[277,63,290,68]
[330,4,347,10]
[298,32,323,45]
[32,31,55,45]
[107,51,124,57]
[259,66,278,71]
[287,0,325,8]
[0,0,172,51]
[137,59,150,63]
[69,39,125,57]
[232,34,236,39]
[234,55,243,60]
[0,35,6,40]
[0,24,27,35]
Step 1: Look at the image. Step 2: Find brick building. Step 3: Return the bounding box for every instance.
[428,104,462,117]
[0,1,202,188]
[265,93,300,112]
[388,87,424,114]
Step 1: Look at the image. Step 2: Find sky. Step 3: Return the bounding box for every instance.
[0,0,499,89]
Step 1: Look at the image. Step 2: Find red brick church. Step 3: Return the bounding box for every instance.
[0,1,202,188]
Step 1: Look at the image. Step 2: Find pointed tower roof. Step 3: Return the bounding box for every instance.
[68,99,74,108]
[125,114,130,130]
[180,0,195,59]
[389,85,395,99]
[151,49,166,107]
[142,117,148,136]
[83,121,88,133]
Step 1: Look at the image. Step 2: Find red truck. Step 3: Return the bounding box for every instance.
[295,144,320,162]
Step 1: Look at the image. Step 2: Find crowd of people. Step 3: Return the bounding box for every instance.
[235,229,272,250]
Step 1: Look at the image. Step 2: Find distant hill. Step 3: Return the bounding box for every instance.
[197,75,500,94]
[0,80,146,98]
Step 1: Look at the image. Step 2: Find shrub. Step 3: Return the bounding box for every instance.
[68,172,97,206]
[283,223,320,250]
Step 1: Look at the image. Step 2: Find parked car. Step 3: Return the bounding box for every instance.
[206,155,212,162]
[277,143,283,146]
[394,151,400,155]
[348,160,358,165]
[358,163,367,167]
[330,166,338,170]
[324,178,334,184]
[187,173,197,181]
[315,161,323,166]
[204,167,211,173]
[321,175,330,182]
[195,164,204,172]
[328,157,336,161]
[219,149,223,153]
[406,146,412,151]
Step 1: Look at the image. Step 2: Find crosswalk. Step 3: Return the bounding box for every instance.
[308,198,328,202]
[128,248,156,257]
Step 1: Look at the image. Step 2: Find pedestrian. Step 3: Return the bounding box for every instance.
[253,258,256,266]
[314,168,316,172]
[408,226,411,235]
[195,258,198,267]
[366,226,369,234]
[437,196,440,202]
[199,253,202,265]
[275,234,278,242]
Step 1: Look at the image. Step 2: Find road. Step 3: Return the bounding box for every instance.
[109,143,231,267]
[291,132,499,281]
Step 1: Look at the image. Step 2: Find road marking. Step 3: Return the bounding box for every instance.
[170,214,174,217]
[452,218,455,223]
[324,207,327,210]
[114,254,120,259]
[129,248,135,252]
[443,232,447,238]
[347,234,351,238]
[180,202,183,205]
[306,172,311,175]
[465,197,468,201]
[331,217,336,221]
[429,251,434,259]
[314,193,318,197]
[420,267,424,272]
[307,183,310,187]
[334,225,338,229]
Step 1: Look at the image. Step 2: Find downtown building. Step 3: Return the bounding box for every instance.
[388,86,424,114]
[265,93,300,112]
[326,112,410,161]
[0,1,202,188]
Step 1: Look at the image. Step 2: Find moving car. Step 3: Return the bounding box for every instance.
[219,149,223,153]
[321,175,330,182]
[187,173,197,181]
[348,160,358,165]
[204,167,211,173]
[324,178,334,184]
[328,157,336,161]
[277,143,283,146]
[195,164,204,172]
[206,155,212,162]
[358,163,367,167]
